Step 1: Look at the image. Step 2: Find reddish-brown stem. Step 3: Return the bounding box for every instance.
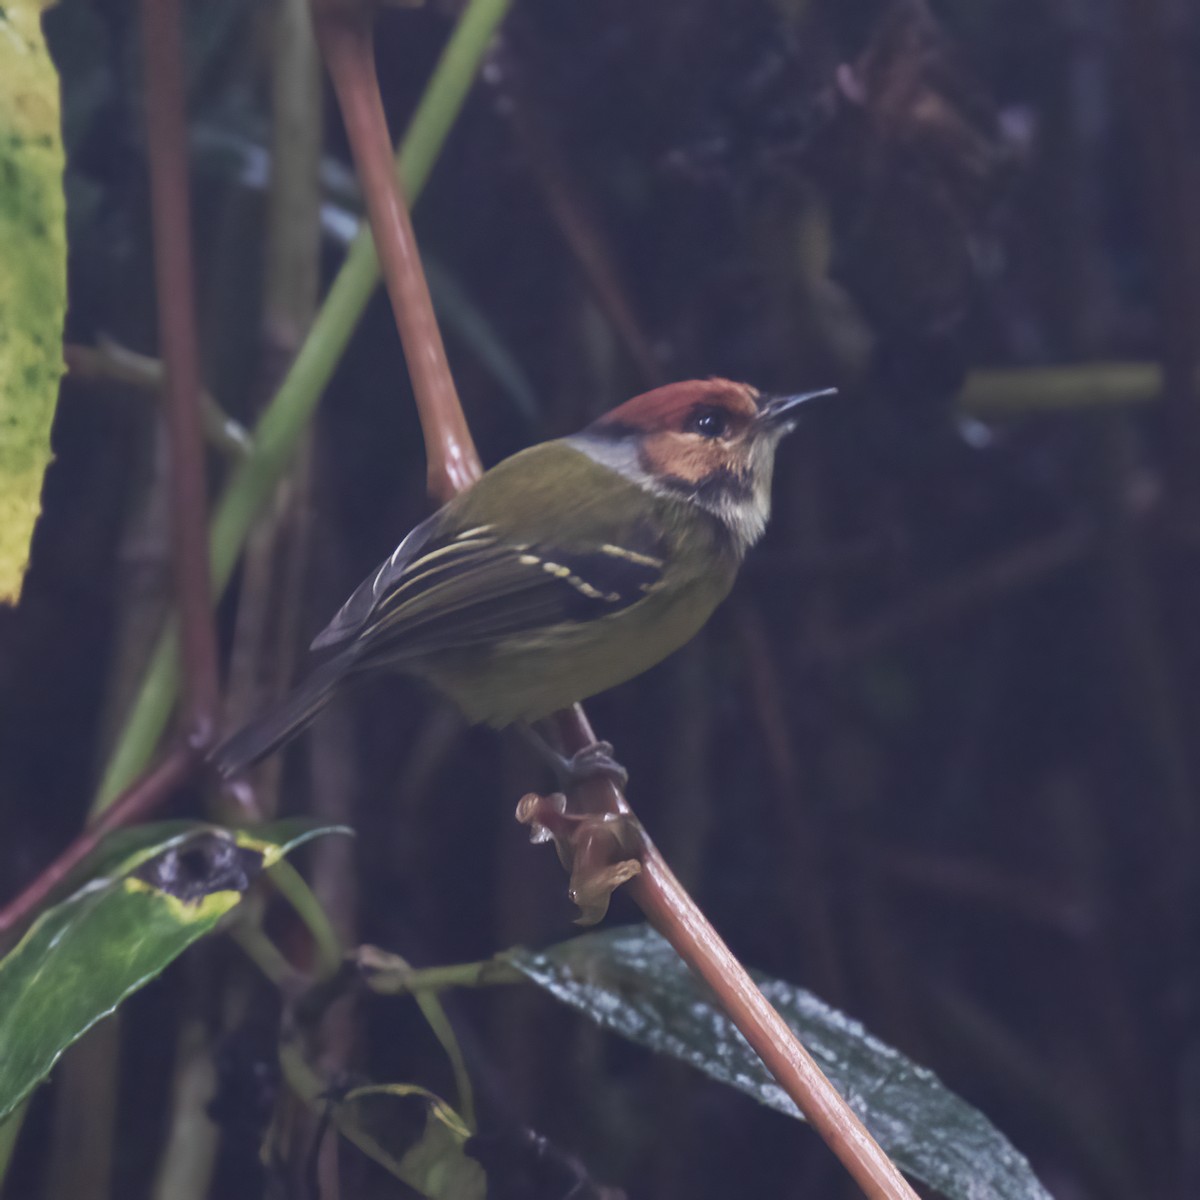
[139,0,220,747]
[635,864,909,1197]
[0,746,196,936]
[555,708,917,1200]
[311,8,916,1193]
[314,8,482,503]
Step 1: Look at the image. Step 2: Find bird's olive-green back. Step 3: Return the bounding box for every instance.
[418,441,740,726]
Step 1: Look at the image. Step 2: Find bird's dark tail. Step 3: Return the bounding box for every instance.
[211,655,350,778]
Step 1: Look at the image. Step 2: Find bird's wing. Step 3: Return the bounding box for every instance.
[309,513,667,662]
[310,508,443,650]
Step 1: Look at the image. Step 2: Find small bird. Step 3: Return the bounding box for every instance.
[214,378,833,779]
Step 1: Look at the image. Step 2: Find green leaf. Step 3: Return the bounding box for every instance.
[0,821,349,1120]
[279,1042,486,1200]
[506,924,1050,1200]
[339,1084,485,1200]
[0,0,67,603]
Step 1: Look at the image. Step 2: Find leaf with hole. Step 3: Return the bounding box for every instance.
[504,924,1050,1200]
[0,820,350,1121]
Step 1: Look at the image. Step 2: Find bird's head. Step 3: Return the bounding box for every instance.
[570,378,835,555]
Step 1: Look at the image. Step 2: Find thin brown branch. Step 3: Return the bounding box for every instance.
[139,0,220,747]
[0,745,195,936]
[315,6,917,1193]
[64,341,252,461]
[313,4,482,503]
[638,859,914,1190]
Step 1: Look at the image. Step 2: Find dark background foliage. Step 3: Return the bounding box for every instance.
[2,0,1199,1195]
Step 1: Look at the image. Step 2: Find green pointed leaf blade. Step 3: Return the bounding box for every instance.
[339,1084,486,1200]
[235,817,355,866]
[280,1045,486,1200]
[0,822,347,1120]
[0,0,67,603]
[505,924,1049,1200]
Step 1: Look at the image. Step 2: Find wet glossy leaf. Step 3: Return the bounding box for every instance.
[0,0,67,603]
[0,821,349,1120]
[506,924,1049,1200]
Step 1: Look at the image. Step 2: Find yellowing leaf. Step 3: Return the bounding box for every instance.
[0,1,66,603]
[0,821,351,1120]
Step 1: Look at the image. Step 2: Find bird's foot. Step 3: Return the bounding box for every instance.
[517,723,630,792]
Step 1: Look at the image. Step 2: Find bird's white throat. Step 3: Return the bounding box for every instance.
[565,431,776,558]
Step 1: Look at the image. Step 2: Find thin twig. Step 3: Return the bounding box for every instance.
[0,745,195,935]
[64,341,252,461]
[139,0,220,748]
[312,4,916,1193]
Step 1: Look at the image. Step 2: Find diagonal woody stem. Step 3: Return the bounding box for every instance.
[0,747,196,935]
[311,4,917,1196]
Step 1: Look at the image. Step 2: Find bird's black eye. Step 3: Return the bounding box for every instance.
[688,407,728,439]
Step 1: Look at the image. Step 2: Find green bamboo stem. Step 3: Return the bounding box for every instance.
[268,859,344,981]
[360,954,521,995]
[959,362,1161,414]
[93,0,512,811]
